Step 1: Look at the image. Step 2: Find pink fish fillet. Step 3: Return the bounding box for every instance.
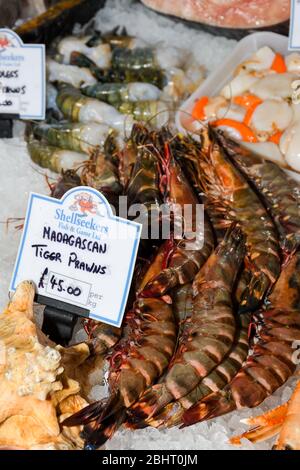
[141,0,290,29]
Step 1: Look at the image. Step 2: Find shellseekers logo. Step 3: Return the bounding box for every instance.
[69,192,104,217]
[0,35,12,53]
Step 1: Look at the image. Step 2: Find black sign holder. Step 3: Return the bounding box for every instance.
[37,294,90,347]
[0,113,20,138]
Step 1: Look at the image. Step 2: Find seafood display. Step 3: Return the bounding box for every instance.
[3,0,300,454]
[36,124,213,448]
[185,46,300,173]
[13,115,300,449]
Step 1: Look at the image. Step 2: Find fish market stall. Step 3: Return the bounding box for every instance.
[0,0,300,452]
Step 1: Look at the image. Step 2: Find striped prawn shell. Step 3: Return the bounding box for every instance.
[143,217,214,297]
[198,127,281,313]
[27,140,86,174]
[171,135,226,244]
[63,239,177,447]
[142,147,215,297]
[182,250,300,427]
[127,225,245,423]
[172,283,193,330]
[179,313,250,410]
[126,125,161,204]
[86,31,136,49]
[56,83,89,122]
[109,297,176,408]
[112,47,157,71]
[165,226,244,400]
[85,320,122,355]
[109,48,166,89]
[118,100,169,127]
[33,122,94,155]
[126,127,162,240]
[82,82,128,108]
[143,307,250,429]
[217,132,300,252]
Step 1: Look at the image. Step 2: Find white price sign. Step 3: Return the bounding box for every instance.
[289,0,300,50]
[0,29,45,119]
[10,187,141,327]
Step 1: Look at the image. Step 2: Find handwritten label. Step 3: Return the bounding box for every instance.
[0,29,45,119]
[10,187,141,327]
[289,0,300,50]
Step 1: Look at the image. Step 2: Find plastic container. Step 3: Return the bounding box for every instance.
[175,31,300,182]
[176,32,289,135]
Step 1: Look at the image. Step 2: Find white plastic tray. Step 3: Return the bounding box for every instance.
[175,32,300,182]
[176,32,289,135]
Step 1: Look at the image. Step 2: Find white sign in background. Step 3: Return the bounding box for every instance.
[289,0,300,50]
[0,29,45,119]
[10,188,141,327]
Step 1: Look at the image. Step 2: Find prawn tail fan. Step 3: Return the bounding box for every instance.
[62,399,108,427]
[63,393,126,449]
[181,392,236,427]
